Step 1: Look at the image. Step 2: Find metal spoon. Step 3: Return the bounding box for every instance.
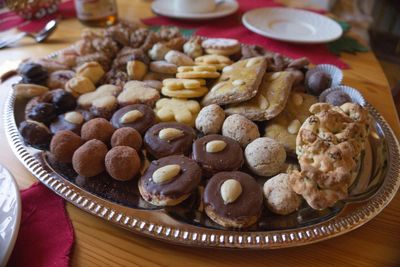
[0,19,58,49]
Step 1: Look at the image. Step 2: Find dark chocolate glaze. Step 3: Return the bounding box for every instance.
[19,120,52,150]
[203,171,263,220]
[111,104,155,135]
[144,122,196,159]
[139,155,202,199]
[50,114,82,135]
[192,134,244,177]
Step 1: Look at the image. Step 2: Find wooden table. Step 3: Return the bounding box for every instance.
[1,1,399,266]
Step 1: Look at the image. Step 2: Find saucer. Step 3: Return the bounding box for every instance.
[242,7,343,44]
[151,0,239,20]
[0,165,21,266]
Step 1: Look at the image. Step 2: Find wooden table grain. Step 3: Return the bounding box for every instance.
[0,1,399,266]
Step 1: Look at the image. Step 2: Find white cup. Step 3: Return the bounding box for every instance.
[174,0,216,13]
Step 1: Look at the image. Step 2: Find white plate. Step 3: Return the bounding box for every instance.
[152,0,239,20]
[0,165,21,267]
[242,7,343,44]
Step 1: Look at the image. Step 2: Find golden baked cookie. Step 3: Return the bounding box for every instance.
[154,98,201,126]
[264,92,317,155]
[117,81,160,107]
[176,65,220,79]
[225,71,296,121]
[65,76,96,97]
[194,54,232,70]
[202,56,267,106]
[161,78,208,98]
[76,61,105,84]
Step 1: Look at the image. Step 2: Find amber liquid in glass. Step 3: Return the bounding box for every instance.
[75,0,118,27]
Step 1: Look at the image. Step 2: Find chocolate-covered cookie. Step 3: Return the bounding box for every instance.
[138,155,202,206]
[203,171,263,228]
[18,62,48,85]
[144,122,196,159]
[192,134,244,177]
[19,120,52,150]
[111,104,156,135]
[50,111,84,135]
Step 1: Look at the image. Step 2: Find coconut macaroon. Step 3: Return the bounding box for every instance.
[263,173,302,215]
[203,171,263,228]
[138,155,202,206]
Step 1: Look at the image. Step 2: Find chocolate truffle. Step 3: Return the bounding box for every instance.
[325,90,352,106]
[111,127,142,150]
[192,134,244,177]
[110,104,156,135]
[306,71,332,96]
[138,155,202,206]
[72,139,108,178]
[144,122,196,159]
[203,171,263,228]
[19,120,52,150]
[81,118,115,144]
[50,130,83,163]
[50,111,84,135]
[105,146,141,181]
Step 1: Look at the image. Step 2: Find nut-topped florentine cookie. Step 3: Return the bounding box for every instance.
[111,104,156,135]
[192,134,244,177]
[154,98,200,126]
[289,102,370,210]
[161,78,208,98]
[264,92,318,155]
[144,122,196,159]
[225,71,296,121]
[138,155,202,206]
[201,56,267,106]
[117,80,160,107]
[203,171,263,228]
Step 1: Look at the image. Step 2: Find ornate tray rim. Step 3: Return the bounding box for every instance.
[4,81,400,250]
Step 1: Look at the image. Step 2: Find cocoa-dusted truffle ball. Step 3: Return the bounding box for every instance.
[50,130,83,163]
[105,146,141,181]
[111,127,142,150]
[81,118,115,143]
[72,139,108,178]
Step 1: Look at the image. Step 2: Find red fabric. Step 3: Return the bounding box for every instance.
[7,183,74,267]
[0,0,76,33]
[142,0,348,68]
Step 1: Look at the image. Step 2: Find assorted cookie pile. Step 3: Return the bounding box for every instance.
[15,22,370,229]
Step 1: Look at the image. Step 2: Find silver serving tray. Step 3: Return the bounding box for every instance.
[4,76,400,249]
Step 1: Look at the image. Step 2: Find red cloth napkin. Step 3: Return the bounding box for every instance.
[7,183,74,267]
[142,0,348,68]
[0,0,76,33]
